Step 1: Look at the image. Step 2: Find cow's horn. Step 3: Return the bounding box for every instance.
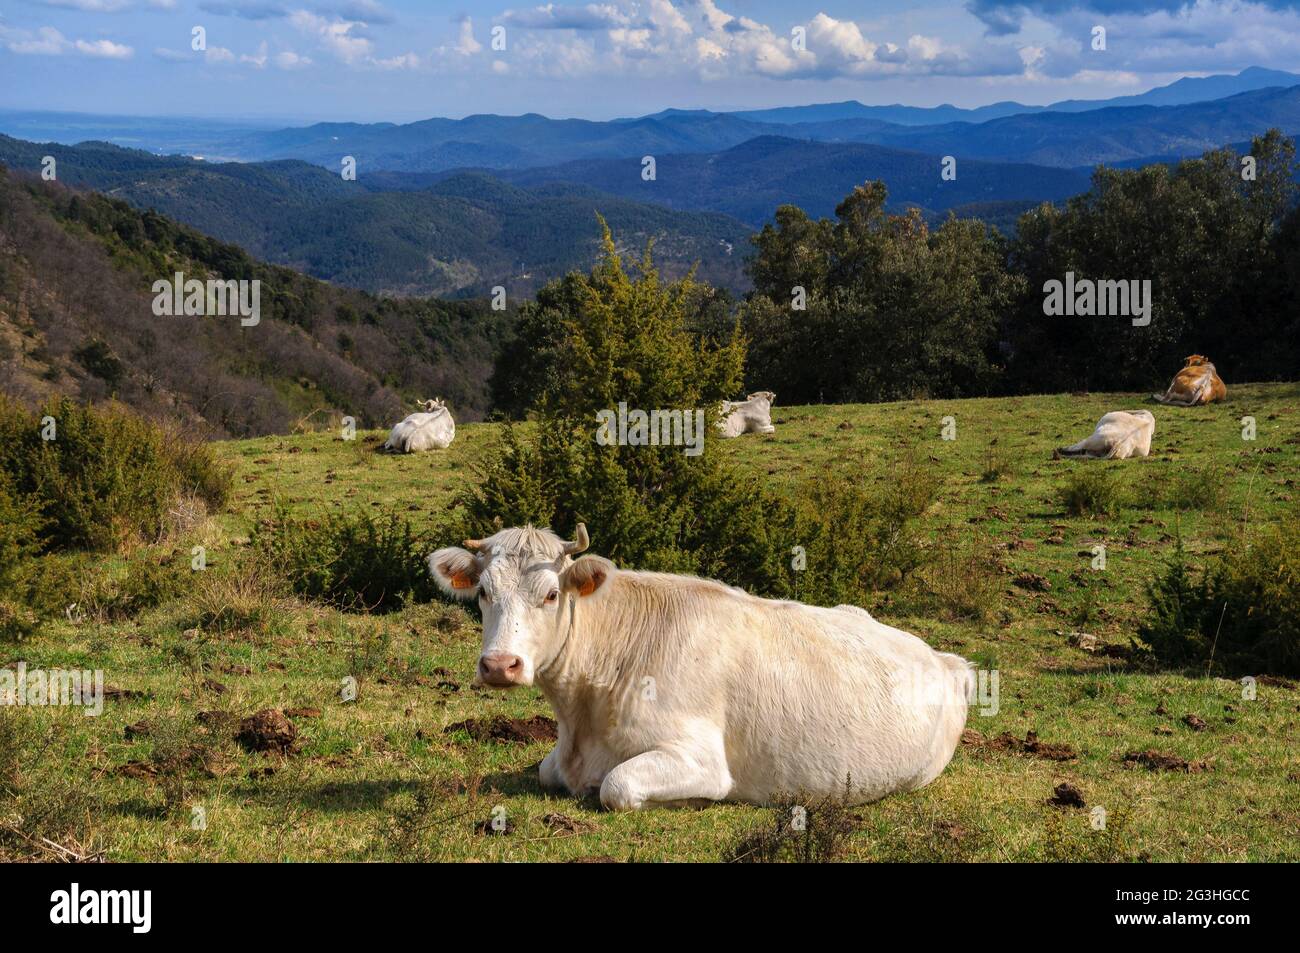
[561,523,589,556]
[463,537,485,551]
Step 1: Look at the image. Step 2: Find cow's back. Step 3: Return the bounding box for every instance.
[717,601,968,803]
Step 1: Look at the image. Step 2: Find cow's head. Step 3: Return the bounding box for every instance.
[747,391,776,404]
[1183,355,1208,368]
[418,398,445,413]
[427,524,614,688]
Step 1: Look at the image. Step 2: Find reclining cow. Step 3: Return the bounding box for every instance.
[1153,355,1226,406]
[383,398,455,452]
[717,391,776,438]
[428,524,972,810]
[1057,410,1155,460]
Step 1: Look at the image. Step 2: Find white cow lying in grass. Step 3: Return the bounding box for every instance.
[383,399,455,453]
[428,524,972,810]
[1057,410,1155,459]
[717,391,776,438]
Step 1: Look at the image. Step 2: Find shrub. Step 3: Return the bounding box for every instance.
[722,792,861,863]
[787,463,939,607]
[919,538,1003,622]
[1159,465,1229,513]
[88,554,193,621]
[179,569,289,638]
[1058,467,1124,517]
[1140,524,1300,676]
[0,396,231,554]
[253,504,435,612]
[0,469,44,589]
[980,441,1015,483]
[0,711,100,860]
[0,600,39,643]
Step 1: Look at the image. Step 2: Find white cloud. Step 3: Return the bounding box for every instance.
[3,25,133,58]
[275,49,313,68]
[290,9,374,63]
[39,0,132,11]
[420,0,1300,89]
[372,51,421,69]
[4,26,71,55]
[242,41,269,67]
[446,16,483,56]
[74,38,135,58]
[38,0,175,9]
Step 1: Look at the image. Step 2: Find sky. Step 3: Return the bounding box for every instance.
[2,0,1300,122]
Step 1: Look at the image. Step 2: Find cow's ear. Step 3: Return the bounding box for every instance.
[427,547,481,600]
[562,556,615,598]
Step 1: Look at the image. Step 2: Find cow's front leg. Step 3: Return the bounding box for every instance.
[538,747,566,792]
[599,745,732,811]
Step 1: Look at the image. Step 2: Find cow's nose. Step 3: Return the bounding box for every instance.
[478,653,524,687]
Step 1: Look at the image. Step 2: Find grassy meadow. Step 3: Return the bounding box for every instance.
[6,383,1299,862]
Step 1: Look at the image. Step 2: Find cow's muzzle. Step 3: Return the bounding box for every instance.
[477,652,525,688]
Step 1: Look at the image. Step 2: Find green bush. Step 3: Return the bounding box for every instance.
[0,469,45,589]
[1058,467,1125,517]
[1159,465,1229,513]
[177,567,289,638]
[787,463,939,607]
[0,600,39,643]
[0,396,231,554]
[90,555,192,621]
[1140,524,1300,676]
[253,504,435,612]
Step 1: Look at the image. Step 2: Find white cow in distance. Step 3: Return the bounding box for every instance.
[383,398,455,452]
[718,391,776,438]
[1057,410,1155,460]
[428,523,972,810]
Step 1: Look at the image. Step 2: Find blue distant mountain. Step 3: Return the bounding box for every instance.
[4,66,1296,176]
[725,66,1300,126]
[491,136,1091,226]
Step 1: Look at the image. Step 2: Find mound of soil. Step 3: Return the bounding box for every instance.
[444,715,557,745]
[1048,782,1086,808]
[236,708,298,755]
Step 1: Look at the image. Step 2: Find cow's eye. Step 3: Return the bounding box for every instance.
[545,588,559,604]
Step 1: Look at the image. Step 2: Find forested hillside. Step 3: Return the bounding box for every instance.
[0,169,511,436]
[0,137,750,296]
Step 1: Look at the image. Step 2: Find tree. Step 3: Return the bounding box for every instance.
[1003,129,1298,392]
[743,182,1021,403]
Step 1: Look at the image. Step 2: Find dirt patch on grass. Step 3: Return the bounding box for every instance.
[444,715,557,745]
[542,812,594,835]
[1121,750,1214,772]
[964,729,1077,761]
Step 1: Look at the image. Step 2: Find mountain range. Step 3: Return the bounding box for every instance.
[1,67,1295,299]
[204,68,1300,173]
[0,136,750,297]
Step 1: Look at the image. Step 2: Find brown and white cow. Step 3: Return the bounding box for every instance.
[383,398,455,452]
[1057,410,1155,460]
[1153,355,1226,406]
[717,391,776,438]
[428,524,972,810]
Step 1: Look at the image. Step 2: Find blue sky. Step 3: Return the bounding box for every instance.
[3,0,1299,121]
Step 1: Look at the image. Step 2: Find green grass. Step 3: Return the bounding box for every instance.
[6,383,1299,861]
